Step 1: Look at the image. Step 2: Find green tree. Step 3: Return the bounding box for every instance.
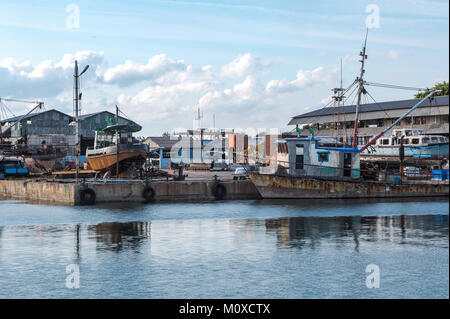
[162,131,170,137]
[415,81,449,98]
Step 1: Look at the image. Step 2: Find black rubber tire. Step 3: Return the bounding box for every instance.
[142,186,156,203]
[79,188,96,205]
[212,183,227,200]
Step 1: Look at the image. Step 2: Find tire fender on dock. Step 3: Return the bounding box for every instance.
[142,186,156,203]
[79,188,96,205]
[212,183,227,200]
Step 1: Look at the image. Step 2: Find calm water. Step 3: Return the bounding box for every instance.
[0,198,448,299]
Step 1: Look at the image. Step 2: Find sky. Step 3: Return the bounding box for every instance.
[0,0,448,136]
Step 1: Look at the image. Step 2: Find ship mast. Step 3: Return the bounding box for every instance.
[352,29,368,149]
[332,58,345,146]
[115,105,120,178]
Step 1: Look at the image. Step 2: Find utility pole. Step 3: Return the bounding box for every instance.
[352,29,368,149]
[116,105,119,178]
[73,60,89,183]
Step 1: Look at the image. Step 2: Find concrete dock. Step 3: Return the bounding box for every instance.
[0,178,261,205]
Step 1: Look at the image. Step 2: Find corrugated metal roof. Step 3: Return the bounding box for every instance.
[290,95,449,122]
[0,109,71,124]
[1,109,138,125]
[78,111,105,120]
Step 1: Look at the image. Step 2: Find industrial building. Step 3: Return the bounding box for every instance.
[288,95,449,145]
[143,135,229,169]
[0,109,141,156]
[0,109,75,154]
[143,136,183,169]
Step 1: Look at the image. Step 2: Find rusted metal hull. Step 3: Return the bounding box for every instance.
[249,173,449,199]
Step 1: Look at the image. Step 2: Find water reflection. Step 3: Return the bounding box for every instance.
[87,221,151,252]
[0,211,448,298]
[77,215,448,254]
[263,215,449,250]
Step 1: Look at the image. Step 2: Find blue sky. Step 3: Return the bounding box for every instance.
[0,0,448,135]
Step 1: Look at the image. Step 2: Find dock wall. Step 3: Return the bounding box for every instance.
[0,179,261,205]
[0,180,76,204]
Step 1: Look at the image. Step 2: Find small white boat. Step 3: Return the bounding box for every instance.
[360,128,449,159]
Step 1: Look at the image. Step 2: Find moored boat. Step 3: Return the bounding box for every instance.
[360,128,448,159]
[86,123,148,172]
[249,32,449,199]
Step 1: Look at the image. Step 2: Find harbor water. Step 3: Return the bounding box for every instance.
[0,198,448,298]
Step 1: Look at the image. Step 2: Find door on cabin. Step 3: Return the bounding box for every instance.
[343,153,352,177]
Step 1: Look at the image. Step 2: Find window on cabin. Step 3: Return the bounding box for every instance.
[422,137,430,144]
[382,139,389,145]
[403,139,410,145]
[411,138,420,145]
[318,152,329,163]
[431,137,439,143]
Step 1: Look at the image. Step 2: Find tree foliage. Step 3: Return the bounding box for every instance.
[415,81,449,98]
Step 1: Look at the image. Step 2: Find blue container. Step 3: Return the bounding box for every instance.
[4,168,17,174]
[0,173,4,180]
[17,168,29,174]
[387,174,402,183]
[432,169,449,180]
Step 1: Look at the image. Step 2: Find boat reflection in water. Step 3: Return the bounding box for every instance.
[0,204,447,298]
[263,214,449,251]
[87,221,151,252]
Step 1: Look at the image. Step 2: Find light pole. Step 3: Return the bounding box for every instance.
[74,60,89,183]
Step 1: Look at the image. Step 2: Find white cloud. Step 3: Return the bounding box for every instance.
[321,95,333,106]
[0,50,336,134]
[265,66,327,94]
[103,54,187,87]
[199,75,264,111]
[220,53,268,78]
[117,81,213,122]
[0,51,105,98]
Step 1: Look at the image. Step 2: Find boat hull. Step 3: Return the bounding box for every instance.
[86,144,147,171]
[249,173,449,199]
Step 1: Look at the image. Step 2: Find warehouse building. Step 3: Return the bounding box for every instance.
[0,109,141,155]
[288,95,449,145]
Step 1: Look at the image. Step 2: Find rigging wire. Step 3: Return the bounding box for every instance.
[364,81,426,92]
[365,89,393,120]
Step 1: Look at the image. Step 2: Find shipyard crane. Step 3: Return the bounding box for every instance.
[0,98,44,144]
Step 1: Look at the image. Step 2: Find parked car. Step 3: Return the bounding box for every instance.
[233,167,248,180]
[210,162,228,171]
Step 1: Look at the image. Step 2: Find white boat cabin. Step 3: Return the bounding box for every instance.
[377,129,448,147]
[283,138,360,179]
